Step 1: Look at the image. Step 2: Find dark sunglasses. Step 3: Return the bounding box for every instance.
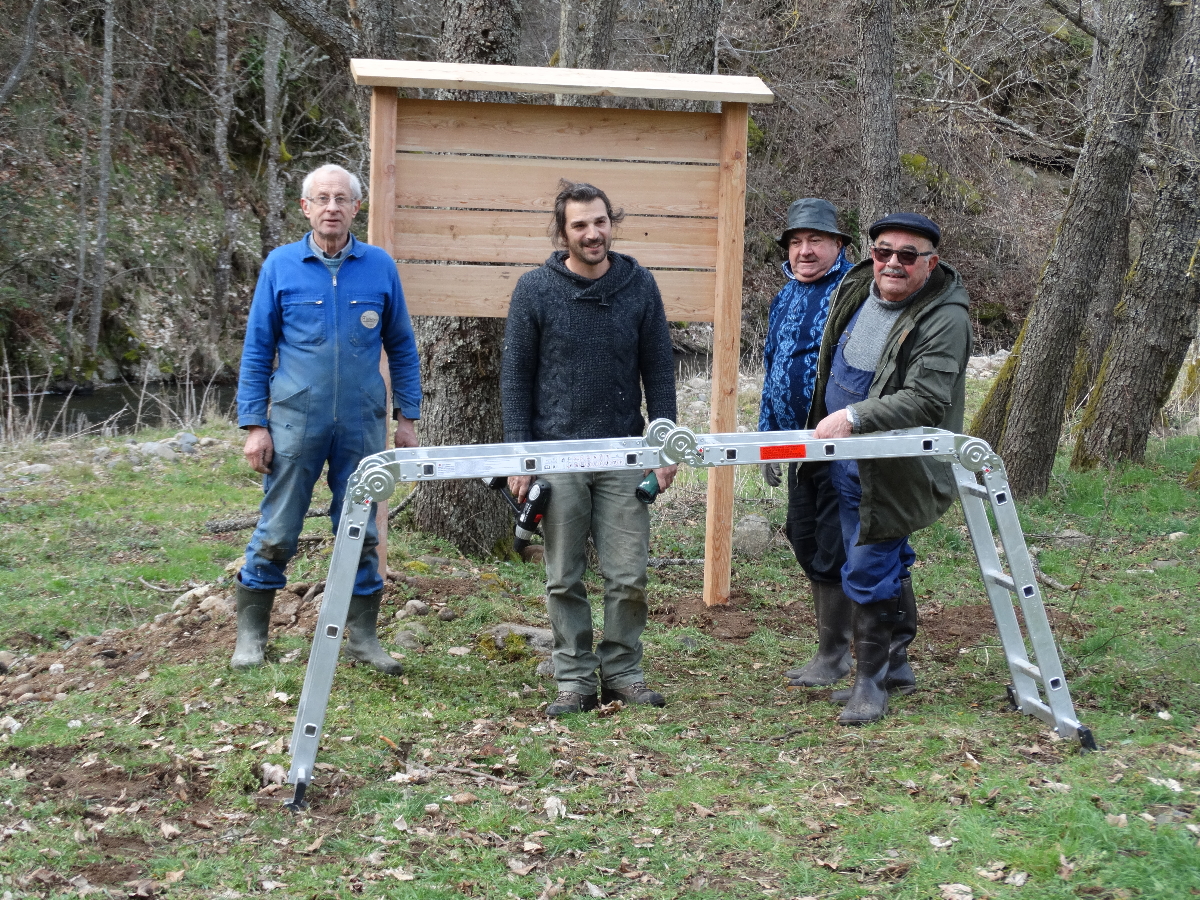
[870,246,934,266]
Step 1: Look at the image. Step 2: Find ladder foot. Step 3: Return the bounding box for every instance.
[1005,684,1020,712]
[1077,726,1099,753]
[284,781,309,813]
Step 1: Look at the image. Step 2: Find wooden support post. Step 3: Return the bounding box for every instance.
[702,102,749,607]
[368,87,399,578]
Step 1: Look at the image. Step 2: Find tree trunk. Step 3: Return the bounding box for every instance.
[858,0,900,245]
[210,0,239,350]
[259,11,287,258]
[974,0,1183,497]
[1062,0,1125,414]
[86,0,115,358]
[1063,200,1129,412]
[66,131,89,369]
[410,0,523,556]
[663,0,721,112]
[1071,0,1200,468]
[556,0,620,107]
[260,0,357,69]
[0,0,46,109]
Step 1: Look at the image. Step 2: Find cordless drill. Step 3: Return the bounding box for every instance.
[484,477,552,554]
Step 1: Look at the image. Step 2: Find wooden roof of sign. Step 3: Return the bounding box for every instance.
[350,59,775,104]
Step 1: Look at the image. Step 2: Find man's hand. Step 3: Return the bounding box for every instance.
[814,409,854,440]
[244,425,273,474]
[508,475,533,504]
[761,461,781,487]
[653,464,678,492]
[394,415,418,449]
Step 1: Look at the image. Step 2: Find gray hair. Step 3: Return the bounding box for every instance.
[301,164,363,201]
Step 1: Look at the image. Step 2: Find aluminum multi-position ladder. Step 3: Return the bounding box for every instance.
[283,420,1095,809]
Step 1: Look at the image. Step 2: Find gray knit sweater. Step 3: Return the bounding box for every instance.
[501,251,677,442]
[843,282,920,372]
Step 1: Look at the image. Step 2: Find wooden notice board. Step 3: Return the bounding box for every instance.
[353,60,774,606]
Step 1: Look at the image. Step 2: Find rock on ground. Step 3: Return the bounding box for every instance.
[482,623,554,657]
[732,515,773,558]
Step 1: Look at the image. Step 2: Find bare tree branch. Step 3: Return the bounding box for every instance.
[0,0,48,109]
[1045,0,1107,46]
[900,94,1083,156]
[259,0,357,69]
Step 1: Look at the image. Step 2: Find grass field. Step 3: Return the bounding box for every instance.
[0,385,1197,899]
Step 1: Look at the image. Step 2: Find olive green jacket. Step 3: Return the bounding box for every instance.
[806,259,972,543]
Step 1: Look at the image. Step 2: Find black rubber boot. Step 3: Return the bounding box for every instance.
[785,581,853,686]
[831,578,919,702]
[231,583,275,670]
[885,576,918,693]
[837,599,896,725]
[345,591,403,675]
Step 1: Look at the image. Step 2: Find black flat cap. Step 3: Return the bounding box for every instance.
[868,212,941,247]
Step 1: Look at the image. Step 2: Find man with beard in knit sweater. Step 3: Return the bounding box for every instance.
[502,181,678,718]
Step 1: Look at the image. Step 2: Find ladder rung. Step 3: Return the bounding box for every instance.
[986,570,1016,591]
[959,481,989,498]
[1011,658,1042,681]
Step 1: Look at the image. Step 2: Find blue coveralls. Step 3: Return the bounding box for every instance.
[824,306,916,605]
[236,234,421,596]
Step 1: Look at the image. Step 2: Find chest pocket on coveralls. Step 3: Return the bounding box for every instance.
[280,293,326,346]
[349,295,385,347]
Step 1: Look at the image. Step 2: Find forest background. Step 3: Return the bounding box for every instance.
[1,0,1198,535]
[0,0,1138,378]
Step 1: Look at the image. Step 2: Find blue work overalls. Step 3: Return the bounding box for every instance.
[823,305,916,605]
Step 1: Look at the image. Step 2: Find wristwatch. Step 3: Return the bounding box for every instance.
[845,406,859,433]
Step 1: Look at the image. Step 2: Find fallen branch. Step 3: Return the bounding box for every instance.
[137,577,177,593]
[387,485,419,520]
[205,508,326,534]
[648,558,704,568]
[434,764,525,787]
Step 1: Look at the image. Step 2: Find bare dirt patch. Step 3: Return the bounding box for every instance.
[651,589,761,640]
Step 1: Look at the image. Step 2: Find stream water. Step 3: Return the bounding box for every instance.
[8,382,239,439]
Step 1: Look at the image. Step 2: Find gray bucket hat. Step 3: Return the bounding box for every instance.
[776,198,853,249]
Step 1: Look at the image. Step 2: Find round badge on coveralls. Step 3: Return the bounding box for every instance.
[360,310,380,329]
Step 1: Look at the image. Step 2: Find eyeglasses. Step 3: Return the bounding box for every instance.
[305,195,356,208]
[870,246,933,266]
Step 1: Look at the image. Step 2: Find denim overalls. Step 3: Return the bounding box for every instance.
[823,304,916,605]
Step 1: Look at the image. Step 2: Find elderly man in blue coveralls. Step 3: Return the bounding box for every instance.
[233,163,421,674]
[810,212,971,724]
[757,198,856,691]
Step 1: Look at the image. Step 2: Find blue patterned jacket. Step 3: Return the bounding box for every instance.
[758,250,853,432]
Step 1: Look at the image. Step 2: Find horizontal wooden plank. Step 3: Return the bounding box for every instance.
[398,263,716,321]
[394,209,717,268]
[395,155,718,217]
[394,98,722,163]
[352,59,775,104]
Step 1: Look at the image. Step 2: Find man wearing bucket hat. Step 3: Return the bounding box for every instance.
[757,198,857,691]
[808,212,972,724]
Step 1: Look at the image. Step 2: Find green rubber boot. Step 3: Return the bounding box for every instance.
[345,591,403,675]
[231,583,275,670]
[837,599,896,726]
[785,580,853,686]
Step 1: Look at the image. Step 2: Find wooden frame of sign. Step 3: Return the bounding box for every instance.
[353,60,774,606]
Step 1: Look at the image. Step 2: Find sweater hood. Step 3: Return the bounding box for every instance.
[543,250,640,305]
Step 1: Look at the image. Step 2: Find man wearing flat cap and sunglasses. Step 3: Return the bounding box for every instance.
[757,199,857,692]
[808,212,972,725]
